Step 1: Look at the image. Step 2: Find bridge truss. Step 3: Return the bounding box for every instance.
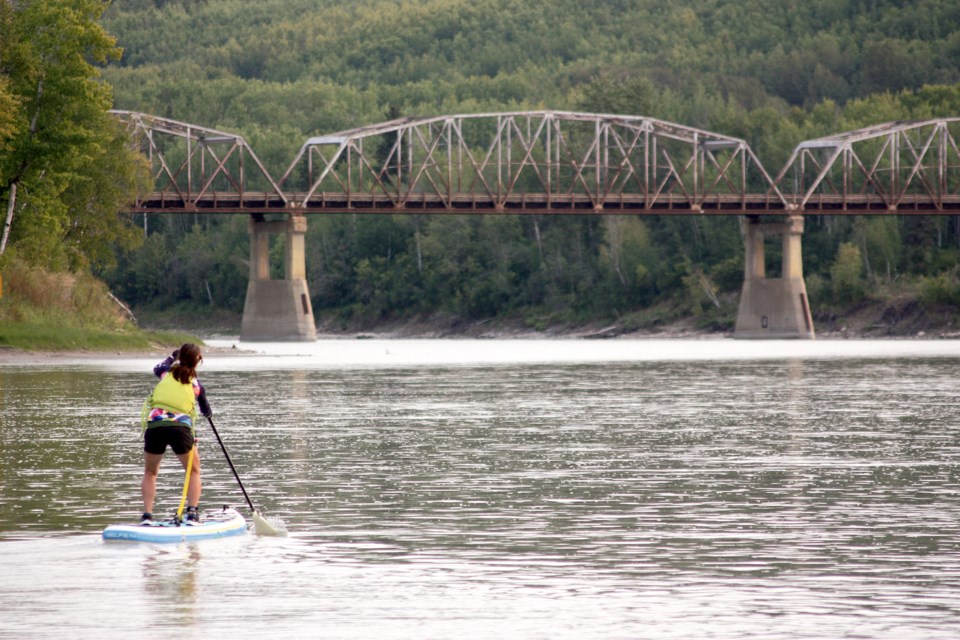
[113,111,960,215]
[112,110,960,341]
[279,111,786,214]
[114,110,787,215]
[112,110,287,212]
[773,118,960,213]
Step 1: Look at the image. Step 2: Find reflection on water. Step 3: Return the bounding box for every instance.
[1,340,960,638]
[142,545,202,623]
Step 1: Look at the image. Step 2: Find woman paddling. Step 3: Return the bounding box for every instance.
[140,343,212,525]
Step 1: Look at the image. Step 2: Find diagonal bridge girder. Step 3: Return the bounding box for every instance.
[114,110,786,214]
[278,111,787,214]
[773,118,960,212]
[112,110,288,211]
[114,110,960,215]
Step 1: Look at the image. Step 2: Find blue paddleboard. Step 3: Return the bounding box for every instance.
[102,507,247,542]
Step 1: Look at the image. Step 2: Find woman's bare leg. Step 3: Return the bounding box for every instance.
[142,452,164,514]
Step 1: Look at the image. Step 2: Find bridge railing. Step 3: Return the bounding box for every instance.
[772,118,960,213]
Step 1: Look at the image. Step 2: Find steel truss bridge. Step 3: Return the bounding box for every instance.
[111,110,960,341]
[112,110,960,216]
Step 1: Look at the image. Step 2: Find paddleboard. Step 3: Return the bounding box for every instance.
[102,507,247,543]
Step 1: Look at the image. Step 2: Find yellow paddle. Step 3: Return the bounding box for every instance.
[175,446,195,524]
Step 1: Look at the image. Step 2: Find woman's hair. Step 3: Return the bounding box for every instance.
[171,343,202,384]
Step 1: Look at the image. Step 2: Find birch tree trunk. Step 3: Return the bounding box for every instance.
[0,182,17,256]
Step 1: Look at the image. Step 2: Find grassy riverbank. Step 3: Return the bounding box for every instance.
[0,322,199,352]
[0,258,199,352]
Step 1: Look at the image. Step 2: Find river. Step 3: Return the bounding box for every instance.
[1,339,959,639]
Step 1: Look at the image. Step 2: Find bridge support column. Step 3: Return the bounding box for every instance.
[240,215,317,341]
[734,214,815,339]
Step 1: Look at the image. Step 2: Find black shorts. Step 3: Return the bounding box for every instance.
[144,423,195,455]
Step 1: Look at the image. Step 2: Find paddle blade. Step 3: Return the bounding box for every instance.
[252,510,287,537]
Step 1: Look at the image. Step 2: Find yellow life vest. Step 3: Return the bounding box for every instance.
[150,372,197,416]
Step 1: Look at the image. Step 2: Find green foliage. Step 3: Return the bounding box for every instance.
[919,270,960,307]
[0,77,18,152]
[101,0,960,108]
[804,273,826,308]
[0,255,124,326]
[0,321,180,351]
[0,255,199,350]
[0,0,146,271]
[853,216,901,281]
[830,242,866,304]
[9,0,960,333]
[104,216,250,313]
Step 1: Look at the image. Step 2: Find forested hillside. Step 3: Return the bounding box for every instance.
[32,1,960,332]
[102,0,960,119]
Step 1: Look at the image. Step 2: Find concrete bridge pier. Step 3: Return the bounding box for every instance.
[240,214,317,341]
[734,214,815,339]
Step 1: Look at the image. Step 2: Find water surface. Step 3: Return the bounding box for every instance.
[2,339,959,638]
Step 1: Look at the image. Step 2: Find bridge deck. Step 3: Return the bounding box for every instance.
[132,192,960,215]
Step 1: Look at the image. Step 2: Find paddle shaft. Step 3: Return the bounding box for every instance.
[175,446,195,523]
[205,415,258,514]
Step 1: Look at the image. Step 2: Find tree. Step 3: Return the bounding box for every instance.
[853,216,901,282]
[0,0,141,268]
[599,215,653,291]
[830,242,865,304]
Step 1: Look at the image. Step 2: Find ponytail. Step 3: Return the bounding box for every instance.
[171,343,202,384]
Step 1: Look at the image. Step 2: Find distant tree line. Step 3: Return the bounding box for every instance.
[6,0,960,330]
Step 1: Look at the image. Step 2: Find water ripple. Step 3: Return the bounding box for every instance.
[2,352,960,637]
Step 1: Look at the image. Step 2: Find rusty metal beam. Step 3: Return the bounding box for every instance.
[277,111,785,214]
[111,110,288,211]
[113,111,960,216]
[773,118,960,212]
